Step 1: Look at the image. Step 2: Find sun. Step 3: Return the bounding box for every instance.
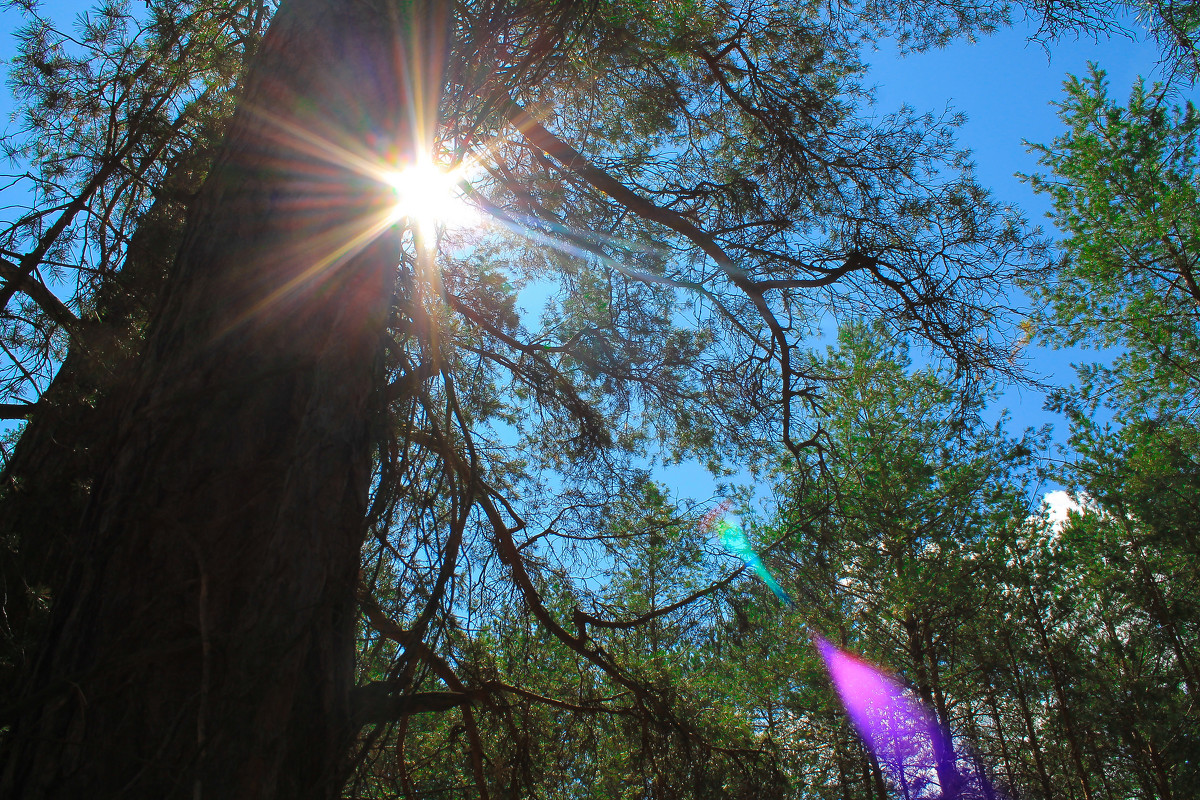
[384,158,476,236]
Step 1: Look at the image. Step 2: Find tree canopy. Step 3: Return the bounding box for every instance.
[0,0,1196,797]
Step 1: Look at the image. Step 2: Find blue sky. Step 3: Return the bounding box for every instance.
[869,21,1177,427]
[0,3,1184,505]
[673,20,1181,503]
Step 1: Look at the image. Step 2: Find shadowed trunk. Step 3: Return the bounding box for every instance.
[0,0,442,795]
[0,183,193,708]
[1024,590,1094,800]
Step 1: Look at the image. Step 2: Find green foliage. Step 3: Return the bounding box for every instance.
[352,480,794,798]
[761,322,1200,800]
[1,0,1197,796]
[1028,66,1200,419]
[1023,62,1200,798]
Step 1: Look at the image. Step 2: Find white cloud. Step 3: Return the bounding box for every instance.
[1042,490,1083,531]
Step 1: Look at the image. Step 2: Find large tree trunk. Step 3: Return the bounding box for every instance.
[0,0,439,795]
[0,4,269,710]
[0,180,194,708]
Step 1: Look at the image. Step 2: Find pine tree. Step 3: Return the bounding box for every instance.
[0,0,1062,794]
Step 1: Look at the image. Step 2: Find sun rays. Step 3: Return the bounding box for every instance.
[384,157,479,238]
[220,86,670,349]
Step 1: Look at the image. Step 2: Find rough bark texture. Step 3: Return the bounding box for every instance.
[0,184,192,708]
[0,0,427,794]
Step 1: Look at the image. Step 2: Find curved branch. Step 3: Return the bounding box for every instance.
[502,101,813,456]
[0,257,85,337]
[352,686,472,726]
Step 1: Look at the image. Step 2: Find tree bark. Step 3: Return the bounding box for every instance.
[0,0,440,795]
[1023,591,1094,800]
[0,4,270,708]
[1004,636,1056,800]
[0,184,191,708]
[982,675,1020,800]
[904,613,962,800]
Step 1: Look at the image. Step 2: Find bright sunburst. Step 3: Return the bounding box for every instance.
[385,158,477,237]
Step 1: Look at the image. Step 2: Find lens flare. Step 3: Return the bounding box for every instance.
[701,508,795,609]
[815,635,951,796]
[384,158,477,236]
[702,503,992,800]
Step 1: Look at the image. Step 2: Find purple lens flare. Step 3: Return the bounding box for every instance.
[814,634,950,796]
[700,504,993,799]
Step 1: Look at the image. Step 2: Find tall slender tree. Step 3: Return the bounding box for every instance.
[1027,65,1200,797]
